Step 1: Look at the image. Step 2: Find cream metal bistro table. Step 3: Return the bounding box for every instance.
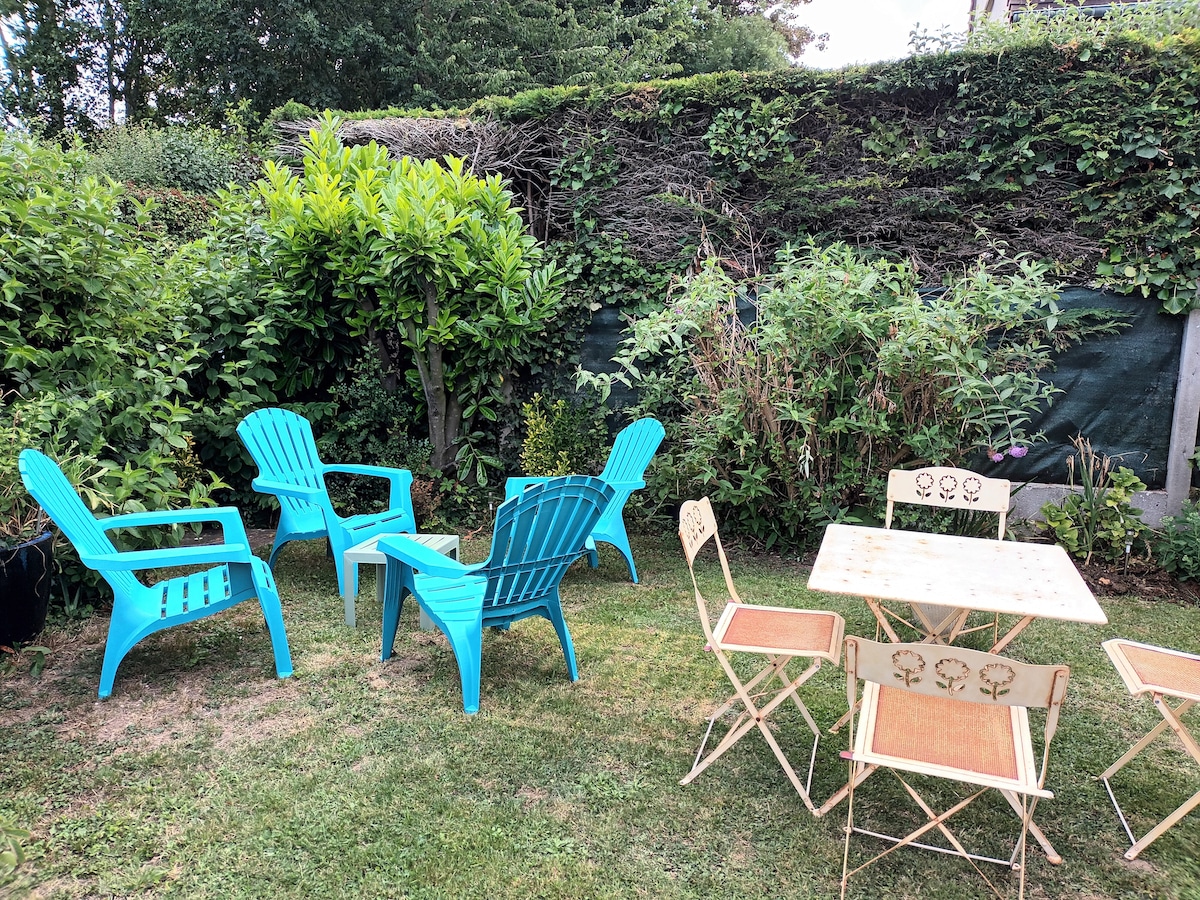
[342,533,460,629]
[808,523,1107,655]
[808,522,1107,862]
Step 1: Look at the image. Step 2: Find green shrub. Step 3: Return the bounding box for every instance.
[582,244,1122,549]
[256,117,571,481]
[1037,436,1148,564]
[0,133,227,605]
[120,186,215,246]
[1156,500,1200,581]
[519,393,608,477]
[320,351,433,519]
[88,124,260,193]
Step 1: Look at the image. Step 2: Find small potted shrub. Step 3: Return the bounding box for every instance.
[0,409,53,646]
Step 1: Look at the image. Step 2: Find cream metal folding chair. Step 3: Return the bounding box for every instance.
[838,637,1070,900]
[877,467,1012,646]
[1101,638,1200,860]
[678,497,845,813]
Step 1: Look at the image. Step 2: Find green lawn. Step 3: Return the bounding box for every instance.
[1,534,1197,899]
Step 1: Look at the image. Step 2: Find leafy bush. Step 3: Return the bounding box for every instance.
[1155,500,1200,581]
[519,393,608,477]
[320,351,434,520]
[582,244,1121,549]
[320,16,1200,321]
[0,133,227,604]
[1037,436,1148,564]
[256,117,571,480]
[88,124,260,194]
[120,186,215,246]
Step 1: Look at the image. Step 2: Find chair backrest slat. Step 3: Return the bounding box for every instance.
[599,418,665,484]
[481,476,613,609]
[18,450,140,596]
[237,408,326,515]
[846,637,1068,710]
[678,497,741,606]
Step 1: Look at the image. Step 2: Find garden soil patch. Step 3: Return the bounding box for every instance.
[1077,559,1200,606]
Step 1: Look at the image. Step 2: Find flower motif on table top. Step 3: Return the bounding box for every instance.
[979,662,1015,700]
[935,657,971,695]
[938,475,959,502]
[892,650,926,686]
[914,471,935,500]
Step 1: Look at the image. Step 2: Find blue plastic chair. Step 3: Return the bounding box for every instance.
[505,417,664,583]
[18,449,293,699]
[377,475,614,713]
[237,407,417,598]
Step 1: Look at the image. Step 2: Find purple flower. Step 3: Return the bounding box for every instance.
[989,451,1005,463]
[1008,445,1028,459]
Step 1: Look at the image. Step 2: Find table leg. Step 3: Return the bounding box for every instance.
[343,560,359,629]
[990,615,1036,654]
[865,599,903,644]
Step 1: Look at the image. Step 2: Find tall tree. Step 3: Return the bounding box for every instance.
[1,0,95,133]
[1,0,809,131]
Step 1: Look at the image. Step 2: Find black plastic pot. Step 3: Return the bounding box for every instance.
[0,531,54,645]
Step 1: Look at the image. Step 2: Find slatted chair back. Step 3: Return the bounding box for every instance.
[600,417,666,485]
[18,449,139,597]
[886,467,1010,540]
[480,476,615,610]
[237,407,329,520]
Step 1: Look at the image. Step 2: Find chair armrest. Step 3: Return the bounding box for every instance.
[605,479,645,493]
[504,476,549,501]
[99,506,250,546]
[376,535,471,579]
[80,542,253,572]
[250,477,326,504]
[323,464,414,517]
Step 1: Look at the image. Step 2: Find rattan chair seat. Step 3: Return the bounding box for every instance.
[1117,642,1200,701]
[716,605,841,657]
[855,684,1041,793]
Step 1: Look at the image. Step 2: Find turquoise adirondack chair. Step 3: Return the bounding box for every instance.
[377,475,615,713]
[18,449,293,698]
[237,408,417,598]
[505,417,664,583]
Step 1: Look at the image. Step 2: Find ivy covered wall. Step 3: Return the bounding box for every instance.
[278,31,1200,319]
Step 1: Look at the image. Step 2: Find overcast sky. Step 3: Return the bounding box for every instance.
[797,0,972,69]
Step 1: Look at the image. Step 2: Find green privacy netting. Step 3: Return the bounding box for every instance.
[575,288,1185,491]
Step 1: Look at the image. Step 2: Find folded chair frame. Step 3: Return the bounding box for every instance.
[1101,638,1200,860]
[678,497,844,814]
[837,637,1070,900]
